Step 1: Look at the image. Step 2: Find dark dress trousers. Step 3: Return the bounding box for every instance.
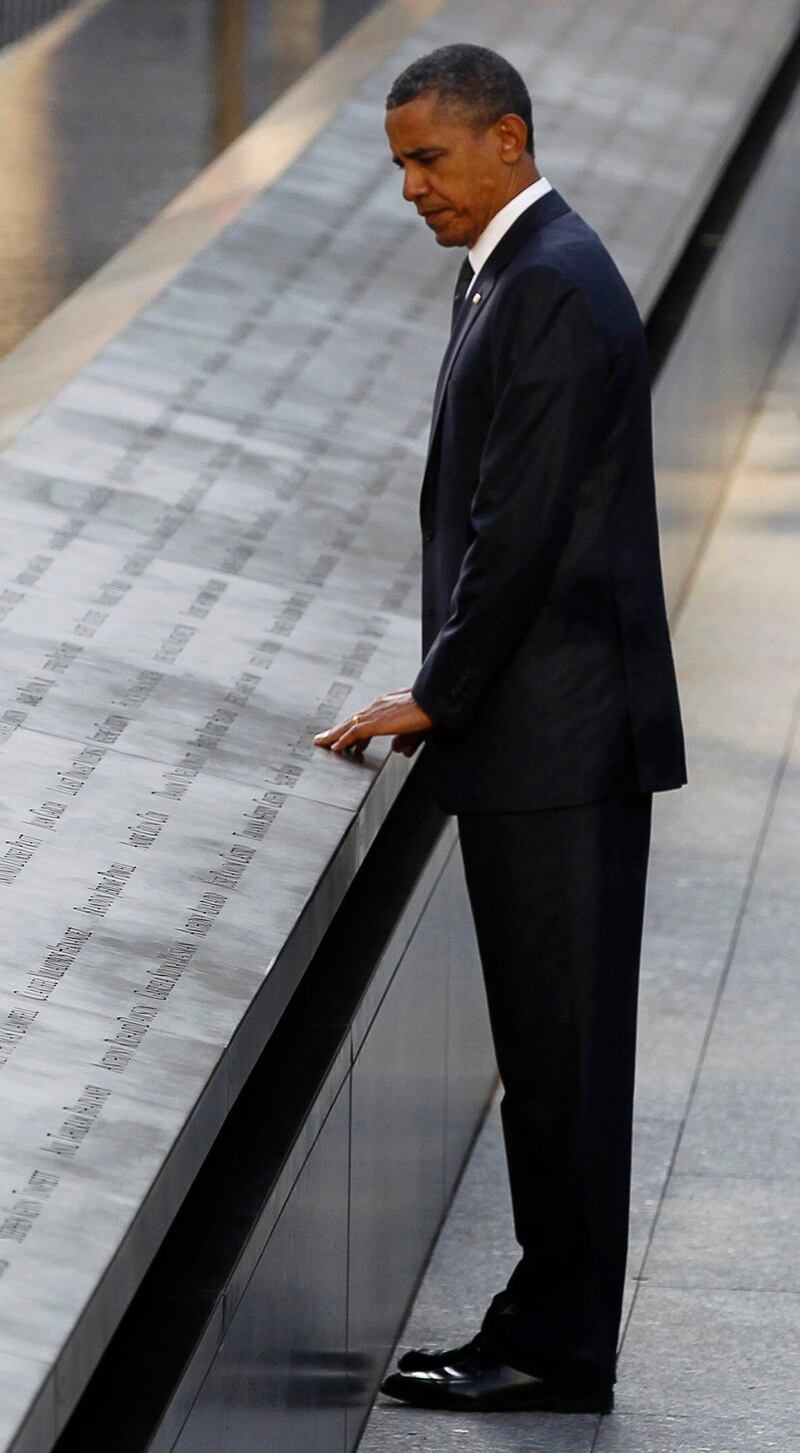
[411,189,687,1389]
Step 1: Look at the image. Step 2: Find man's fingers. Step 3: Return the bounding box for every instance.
[331,723,372,754]
[315,689,431,756]
[314,716,360,748]
[315,703,380,750]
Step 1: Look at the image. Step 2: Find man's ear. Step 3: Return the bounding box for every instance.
[495,113,529,163]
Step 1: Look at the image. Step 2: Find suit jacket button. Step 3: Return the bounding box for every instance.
[422,528,434,543]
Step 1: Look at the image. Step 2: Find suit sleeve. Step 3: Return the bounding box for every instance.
[412,266,609,732]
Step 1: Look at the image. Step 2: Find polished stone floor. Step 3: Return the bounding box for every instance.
[360,304,800,1451]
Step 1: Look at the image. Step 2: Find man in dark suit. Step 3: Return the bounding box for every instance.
[315,44,686,1414]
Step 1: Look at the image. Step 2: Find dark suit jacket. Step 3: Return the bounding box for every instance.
[411,187,687,814]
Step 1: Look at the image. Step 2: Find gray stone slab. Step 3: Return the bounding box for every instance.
[671,968,800,1179]
[595,1410,795,1453]
[361,1404,599,1453]
[643,1176,800,1292]
[672,725,800,1176]
[630,850,748,1123]
[626,1117,682,1274]
[612,1285,800,1440]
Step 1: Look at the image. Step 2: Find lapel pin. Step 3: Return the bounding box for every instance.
[472,292,482,303]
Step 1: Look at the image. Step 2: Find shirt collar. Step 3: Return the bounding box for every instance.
[467,176,553,281]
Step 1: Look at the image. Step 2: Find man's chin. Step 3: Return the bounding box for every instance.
[422,209,468,248]
[432,222,467,248]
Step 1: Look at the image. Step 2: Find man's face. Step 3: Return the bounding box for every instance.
[385,92,509,250]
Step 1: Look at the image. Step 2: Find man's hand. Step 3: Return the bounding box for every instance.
[314,688,434,756]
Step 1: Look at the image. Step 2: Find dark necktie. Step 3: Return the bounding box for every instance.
[451,255,474,330]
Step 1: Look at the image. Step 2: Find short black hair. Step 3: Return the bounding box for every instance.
[386,43,534,156]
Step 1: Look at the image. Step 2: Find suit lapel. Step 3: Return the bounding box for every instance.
[421,189,572,489]
[427,270,498,450]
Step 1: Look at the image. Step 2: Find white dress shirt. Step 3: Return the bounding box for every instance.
[466,175,552,292]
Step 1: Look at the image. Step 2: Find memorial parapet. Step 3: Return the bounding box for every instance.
[1,0,799,1448]
[0,165,444,1451]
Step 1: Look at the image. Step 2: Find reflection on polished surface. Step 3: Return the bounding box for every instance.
[0,0,450,451]
[0,0,380,359]
[0,0,77,50]
[213,0,250,149]
[0,20,68,343]
[268,0,324,81]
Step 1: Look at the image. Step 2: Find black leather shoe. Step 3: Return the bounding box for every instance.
[381,1349,613,1414]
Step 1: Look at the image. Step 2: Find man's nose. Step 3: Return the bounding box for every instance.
[402,167,429,205]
